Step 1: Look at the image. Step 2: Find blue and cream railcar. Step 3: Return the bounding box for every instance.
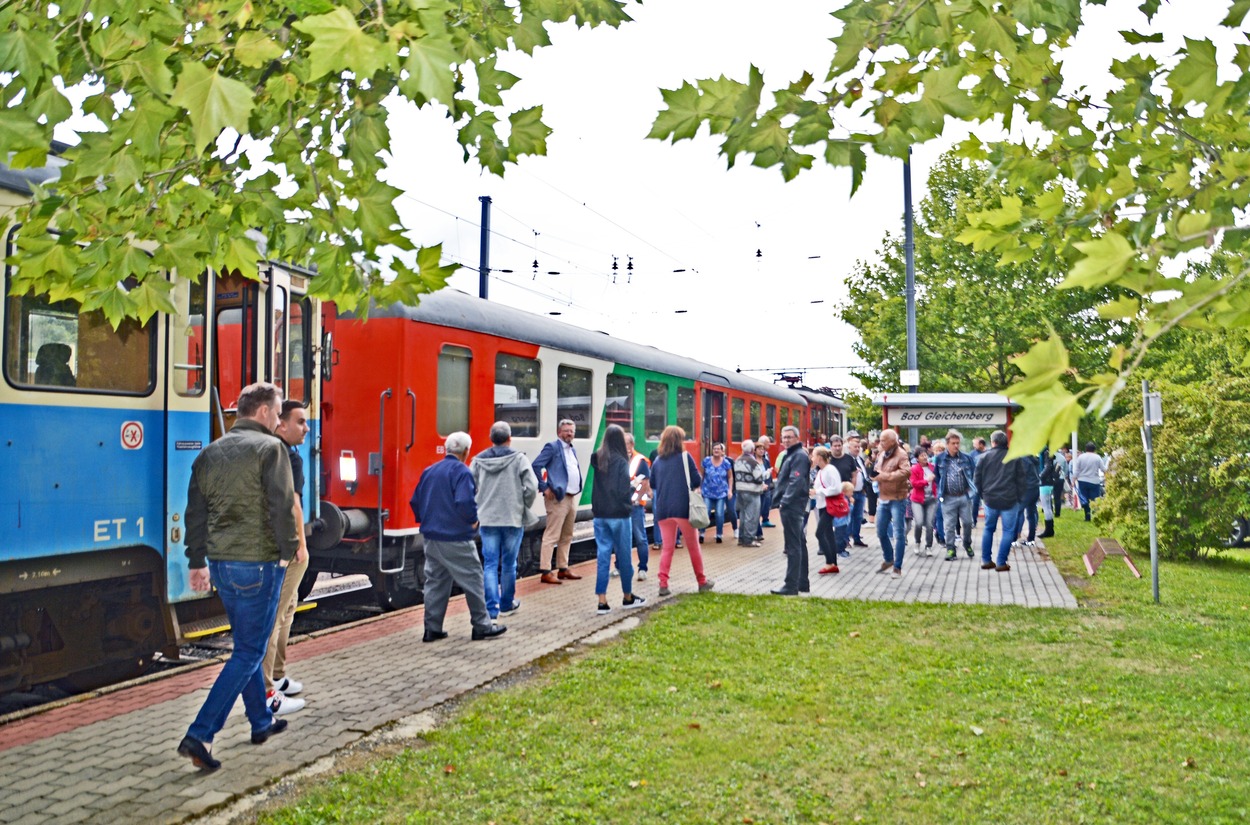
[0,162,322,690]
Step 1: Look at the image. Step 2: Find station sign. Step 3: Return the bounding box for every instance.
[884,406,1007,427]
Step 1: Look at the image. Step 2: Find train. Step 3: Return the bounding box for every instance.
[0,157,845,691]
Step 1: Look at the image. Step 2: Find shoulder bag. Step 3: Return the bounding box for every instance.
[683,453,711,530]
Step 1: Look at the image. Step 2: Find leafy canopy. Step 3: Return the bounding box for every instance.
[0,0,635,326]
[652,0,1250,458]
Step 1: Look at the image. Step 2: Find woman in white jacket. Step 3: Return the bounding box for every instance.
[810,447,842,574]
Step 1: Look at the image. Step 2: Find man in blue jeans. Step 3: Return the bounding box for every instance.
[973,430,1030,571]
[471,421,539,618]
[178,382,301,772]
[872,429,912,578]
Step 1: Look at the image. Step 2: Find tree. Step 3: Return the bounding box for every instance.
[650,0,1250,458]
[839,154,1131,398]
[0,0,634,325]
[1100,376,1250,559]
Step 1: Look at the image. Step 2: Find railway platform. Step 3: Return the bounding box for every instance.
[0,519,1076,825]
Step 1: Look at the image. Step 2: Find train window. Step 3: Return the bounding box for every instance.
[437,344,472,435]
[271,285,288,392]
[766,404,776,438]
[780,407,789,429]
[495,353,540,437]
[794,408,804,431]
[750,400,761,438]
[4,288,155,395]
[172,277,207,397]
[606,373,634,431]
[676,386,694,436]
[811,406,823,438]
[286,297,310,404]
[557,364,592,438]
[731,397,744,443]
[645,381,668,441]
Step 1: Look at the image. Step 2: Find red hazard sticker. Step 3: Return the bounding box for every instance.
[121,421,144,450]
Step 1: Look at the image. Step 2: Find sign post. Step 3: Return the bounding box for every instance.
[1141,379,1162,604]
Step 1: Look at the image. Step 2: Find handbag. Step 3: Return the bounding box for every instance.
[682,452,711,530]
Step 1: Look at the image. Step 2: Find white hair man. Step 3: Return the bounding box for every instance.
[733,439,765,547]
[410,432,507,642]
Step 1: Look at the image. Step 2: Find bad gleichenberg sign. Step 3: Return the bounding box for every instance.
[884,407,1007,427]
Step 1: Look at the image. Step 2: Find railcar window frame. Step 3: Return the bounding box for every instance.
[494,352,541,438]
[557,363,593,439]
[644,380,668,442]
[436,344,472,435]
[171,276,208,398]
[731,397,744,443]
[3,231,157,397]
[605,372,634,432]
[750,400,761,438]
[676,385,695,437]
[766,404,776,438]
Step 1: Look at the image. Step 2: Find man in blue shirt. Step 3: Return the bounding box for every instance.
[531,419,585,584]
[934,429,977,561]
[410,432,507,643]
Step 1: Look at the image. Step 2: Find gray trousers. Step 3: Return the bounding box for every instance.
[737,492,761,544]
[423,539,492,633]
[941,496,974,551]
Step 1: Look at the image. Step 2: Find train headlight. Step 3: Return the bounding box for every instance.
[340,450,358,495]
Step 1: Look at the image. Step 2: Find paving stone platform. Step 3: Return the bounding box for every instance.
[0,516,1076,824]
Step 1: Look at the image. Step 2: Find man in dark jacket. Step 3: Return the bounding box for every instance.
[530,419,584,584]
[411,432,507,643]
[972,430,1031,572]
[178,382,301,772]
[934,429,976,561]
[771,426,812,595]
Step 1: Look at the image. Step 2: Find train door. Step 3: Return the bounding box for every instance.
[701,388,726,456]
[164,273,213,604]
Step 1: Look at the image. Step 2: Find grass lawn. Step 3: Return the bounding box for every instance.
[260,519,1250,824]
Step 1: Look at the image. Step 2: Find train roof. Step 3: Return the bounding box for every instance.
[0,142,70,195]
[360,289,805,405]
[794,388,847,409]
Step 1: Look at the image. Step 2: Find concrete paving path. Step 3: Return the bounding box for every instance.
[0,516,1076,824]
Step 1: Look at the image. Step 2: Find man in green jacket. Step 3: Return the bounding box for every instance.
[178,382,301,772]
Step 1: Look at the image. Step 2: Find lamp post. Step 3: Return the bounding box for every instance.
[903,148,918,444]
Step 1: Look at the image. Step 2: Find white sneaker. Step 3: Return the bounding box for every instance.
[637,569,648,581]
[268,690,305,715]
[274,676,303,696]
[610,568,619,577]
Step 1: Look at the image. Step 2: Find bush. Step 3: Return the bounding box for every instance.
[1100,377,1250,560]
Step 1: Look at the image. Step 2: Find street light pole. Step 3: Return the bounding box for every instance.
[903,148,918,444]
[478,195,492,300]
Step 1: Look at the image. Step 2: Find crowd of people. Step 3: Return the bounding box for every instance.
[176,385,1108,771]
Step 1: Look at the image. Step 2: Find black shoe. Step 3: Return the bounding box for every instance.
[471,623,508,641]
[770,588,799,596]
[177,736,221,771]
[852,540,869,548]
[251,717,288,745]
[423,629,449,643]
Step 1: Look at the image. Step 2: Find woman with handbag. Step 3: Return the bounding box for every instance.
[810,447,842,574]
[649,426,715,598]
[590,425,645,614]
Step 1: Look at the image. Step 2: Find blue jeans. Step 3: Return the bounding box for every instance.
[849,490,867,542]
[594,517,634,595]
[703,495,728,538]
[934,503,945,544]
[188,560,285,743]
[760,489,773,525]
[630,505,649,571]
[981,504,1020,566]
[1016,491,1039,542]
[480,525,523,618]
[876,499,908,569]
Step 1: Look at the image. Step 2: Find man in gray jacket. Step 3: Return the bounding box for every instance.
[471,422,539,619]
[178,382,301,772]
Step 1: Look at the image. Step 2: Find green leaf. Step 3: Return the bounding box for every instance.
[169,62,256,153]
[475,57,520,107]
[293,6,396,81]
[1167,38,1220,106]
[1005,382,1086,461]
[1176,211,1212,239]
[1061,232,1136,290]
[400,34,459,104]
[1009,332,1070,396]
[648,82,703,142]
[223,235,262,276]
[234,30,285,68]
[1222,0,1250,26]
[132,41,174,96]
[1096,296,1141,319]
[0,29,57,78]
[507,106,550,159]
[825,139,867,197]
[1034,186,1066,221]
[1120,30,1163,45]
[0,114,47,157]
[354,181,405,245]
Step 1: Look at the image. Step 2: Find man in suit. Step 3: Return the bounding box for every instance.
[530,419,584,584]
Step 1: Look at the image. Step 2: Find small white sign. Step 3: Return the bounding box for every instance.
[899,369,920,386]
[120,421,144,450]
[1144,392,1163,426]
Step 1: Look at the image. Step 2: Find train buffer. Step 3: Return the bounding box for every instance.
[1083,537,1142,578]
